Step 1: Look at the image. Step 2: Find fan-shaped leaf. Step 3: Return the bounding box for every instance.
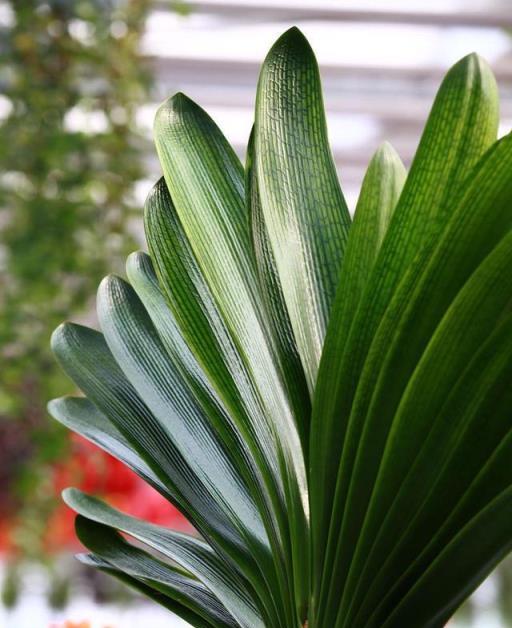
[48,27,512,628]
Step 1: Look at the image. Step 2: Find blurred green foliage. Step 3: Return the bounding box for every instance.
[0,0,152,559]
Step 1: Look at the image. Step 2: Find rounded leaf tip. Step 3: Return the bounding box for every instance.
[154,91,198,131]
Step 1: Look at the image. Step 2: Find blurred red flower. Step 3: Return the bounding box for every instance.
[46,434,192,552]
[0,433,191,556]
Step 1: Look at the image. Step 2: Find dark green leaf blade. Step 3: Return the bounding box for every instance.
[80,554,215,627]
[324,134,512,628]
[76,516,237,628]
[310,57,499,610]
[65,489,263,628]
[348,312,512,627]
[312,58,500,625]
[152,94,307,522]
[246,126,311,456]
[143,179,288,556]
[126,251,270,537]
[341,232,512,625]
[153,91,305,470]
[146,129,306,621]
[309,144,405,578]
[96,274,282,617]
[319,141,405,354]
[246,127,311,618]
[381,486,512,628]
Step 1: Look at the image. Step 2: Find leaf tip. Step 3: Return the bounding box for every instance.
[447,51,496,92]
[264,25,314,68]
[50,321,77,355]
[372,141,404,169]
[144,176,168,210]
[62,486,81,508]
[46,397,59,417]
[97,273,128,308]
[154,91,197,132]
[126,250,147,276]
[278,25,308,47]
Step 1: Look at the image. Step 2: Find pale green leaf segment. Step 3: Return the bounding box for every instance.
[255,28,351,394]
[49,26,512,628]
[246,126,311,455]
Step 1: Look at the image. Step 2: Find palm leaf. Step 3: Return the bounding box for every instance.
[49,27,512,628]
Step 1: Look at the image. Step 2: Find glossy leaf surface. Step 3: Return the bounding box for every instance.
[49,28,512,628]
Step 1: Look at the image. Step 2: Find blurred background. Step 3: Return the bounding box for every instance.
[0,0,511,626]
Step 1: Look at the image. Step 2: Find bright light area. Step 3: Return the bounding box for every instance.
[144,11,510,68]
[1,596,189,628]
[175,0,505,14]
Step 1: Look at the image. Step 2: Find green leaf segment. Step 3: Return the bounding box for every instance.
[49,27,512,628]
